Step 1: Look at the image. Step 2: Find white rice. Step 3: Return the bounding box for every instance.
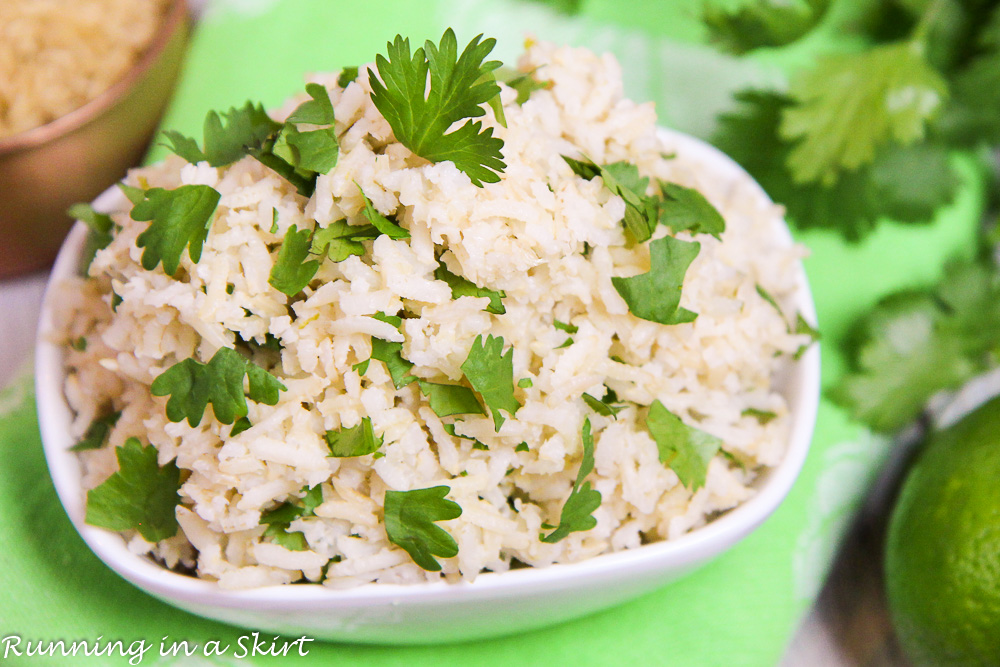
[56,39,810,588]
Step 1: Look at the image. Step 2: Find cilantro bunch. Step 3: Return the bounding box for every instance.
[705,0,1000,240]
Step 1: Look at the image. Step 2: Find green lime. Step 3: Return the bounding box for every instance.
[885,395,1000,666]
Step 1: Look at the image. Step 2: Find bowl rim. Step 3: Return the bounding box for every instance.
[35,129,820,610]
[0,0,190,155]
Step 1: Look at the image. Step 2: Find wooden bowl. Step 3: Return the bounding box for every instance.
[0,0,190,279]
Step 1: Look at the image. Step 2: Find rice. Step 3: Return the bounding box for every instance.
[0,0,170,139]
[56,38,811,588]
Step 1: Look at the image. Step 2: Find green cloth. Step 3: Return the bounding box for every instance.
[1,0,985,664]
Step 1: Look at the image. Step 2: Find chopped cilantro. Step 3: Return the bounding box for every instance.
[517,378,533,389]
[612,235,700,325]
[260,485,323,551]
[742,408,778,424]
[542,418,602,543]
[326,417,383,457]
[270,208,279,234]
[461,334,520,431]
[582,391,623,419]
[268,224,320,296]
[497,67,552,104]
[515,442,529,452]
[756,284,783,315]
[419,381,485,418]
[442,422,488,450]
[555,338,573,349]
[263,524,308,551]
[357,185,409,239]
[354,312,417,389]
[794,314,820,359]
[647,400,721,491]
[68,203,114,271]
[70,336,88,352]
[564,157,659,242]
[150,347,286,426]
[131,185,221,275]
[286,83,335,125]
[275,124,339,174]
[230,416,252,437]
[311,219,380,262]
[337,66,360,88]
[383,486,462,571]
[657,182,725,239]
[434,263,506,314]
[85,438,181,542]
[369,29,506,186]
[117,182,145,205]
[553,319,578,334]
[69,410,121,451]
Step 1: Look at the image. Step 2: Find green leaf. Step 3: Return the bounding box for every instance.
[268,225,320,296]
[582,392,623,419]
[68,202,115,271]
[657,182,725,239]
[712,90,958,241]
[384,486,462,571]
[647,400,721,491]
[286,83,336,125]
[442,422,489,450]
[230,416,252,437]
[326,417,383,457]
[461,334,520,431]
[780,42,948,186]
[702,0,829,55]
[337,66,359,88]
[562,156,665,243]
[259,485,322,551]
[612,235,699,325]
[70,337,87,351]
[132,185,221,275]
[553,319,578,334]
[742,408,778,424]
[263,523,308,551]
[496,67,551,105]
[418,381,485,418]
[202,102,283,167]
[151,347,284,426]
[311,219,380,262]
[369,29,506,186]
[371,337,418,388]
[278,125,339,174]
[69,411,122,451]
[85,438,181,542]
[160,130,206,163]
[434,263,506,314]
[117,182,146,205]
[357,185,409,239]
[542,418,602,543]
[517,378,533,388]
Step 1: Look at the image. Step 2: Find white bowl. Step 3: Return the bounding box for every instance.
[35,130,820,645]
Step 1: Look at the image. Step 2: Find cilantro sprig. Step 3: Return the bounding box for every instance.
[326,417,384,457]
[369,29,506,186]
[612,235,700,326]
[542,418,602,543]
[460,334,521,431]
[85,438,181,543]
[384,486,463,571]
[132,185,221,276]
[151,347,287,427]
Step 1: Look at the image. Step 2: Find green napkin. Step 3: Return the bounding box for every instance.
[1,1,985,665]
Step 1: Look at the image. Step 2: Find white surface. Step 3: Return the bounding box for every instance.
[33,130,821,644]
[0,270,47,390]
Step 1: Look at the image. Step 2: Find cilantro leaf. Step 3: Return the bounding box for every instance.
[202,102,283,167]
[132,185,221,275]
[160,130,206,164]
[702,0,829,55]
[260,485,323,551]
[612,235,699,325]
[780,42,948,186]
[311,219,379,262]
[369,29,506,186]
[326,417,383,457]
[647,400,721,491]
[418,381,485,418]
[357,185,409,239]
[151,347,285,426]
[337,66,359,88]
[118,182,145,205]
[70,410,122,451]
[461,334,520,431]
[372,337,418,389]
[743,408,778,424]
[497,67,551,105]
[268,224,320,296]
[286,83,335,125]
[831,258,1000,433]
[435,263,506,314]
[553,319,578,334]
[657,182,725,239]
[582,391,623,419]
[85,438,181,542]
[712,90,958,241]
[263,523,309,551]
[230,416,252,437]
[384,486,462,571]
[564,157,659,242]
[68,203,115,272]
[275,125,339,174]
[442,422,489,450]
[517,378,533,388]
[542,418,602,543]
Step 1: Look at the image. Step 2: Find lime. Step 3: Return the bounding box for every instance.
[885,395,1000,666]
